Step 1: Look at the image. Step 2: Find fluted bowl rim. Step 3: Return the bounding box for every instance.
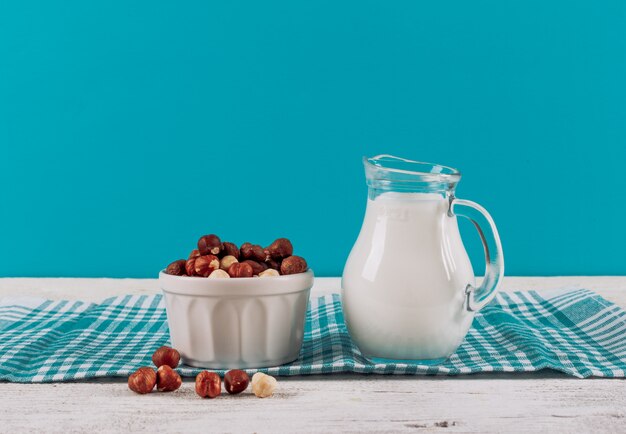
[159,269,314,296]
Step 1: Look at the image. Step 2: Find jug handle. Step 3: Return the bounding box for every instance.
[450,199,504,312]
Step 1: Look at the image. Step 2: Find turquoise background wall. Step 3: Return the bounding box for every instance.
[1,1,625,277]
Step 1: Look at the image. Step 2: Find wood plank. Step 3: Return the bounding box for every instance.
[0,375,624,433]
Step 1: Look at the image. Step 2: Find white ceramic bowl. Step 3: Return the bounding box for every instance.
[159,270,314,369]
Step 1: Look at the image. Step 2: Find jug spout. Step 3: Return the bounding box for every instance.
[364,154,461,198]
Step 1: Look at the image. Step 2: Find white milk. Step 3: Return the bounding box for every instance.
[342,192,475,361]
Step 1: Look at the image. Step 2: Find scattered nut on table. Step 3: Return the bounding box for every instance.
[128,367,156,394]
[224,369,250,395]
[195,371,222,398]
[152,345,180,369]
[156,365,182,392]
[251,372,277,398]
[129,348,278,398]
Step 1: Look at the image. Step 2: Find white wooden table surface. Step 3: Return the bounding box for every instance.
[0,276,625,433]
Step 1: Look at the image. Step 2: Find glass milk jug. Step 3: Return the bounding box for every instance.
[342,155,504,363]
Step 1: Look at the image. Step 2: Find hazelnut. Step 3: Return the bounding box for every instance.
[258,268,280,278]
[152,346,180,368]
[198,234,222,256]
[208,269,230,278]
[242,259,266,275]
[188,249,201,259]
[280,255,308,275]
[222,242,240,259]
[195,371,221,398]
[266,258,281,270]
[165,259,187,276]
[224,369,249,395]
[251,372,277,398]
[128,367,156,394]
[264,238,293,260]
[228,262,254,278]
[195,255,220,277]
[239,242,252,258]
[156,365,182,392]
[220,255,239,271]
[185,257,197,276]
[240,243,266,262]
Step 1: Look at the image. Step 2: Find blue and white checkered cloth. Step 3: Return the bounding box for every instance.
[1,288,625,382]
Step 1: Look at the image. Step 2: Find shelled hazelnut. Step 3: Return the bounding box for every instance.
[228,262,254,278]
[266,258,281,270]
[258,269,280,277]
[152,346,180,368]
[242,259,267,275]
[198,234,222,256]
[222,242,240,259]
[128,367,156,394]
[156,365,182,392]
[185,249,201,276]
[194,255,220,277]
[208,269,230,278]
[220,255,239,271]
[251,372,277,398]
[165,260,186,276]
[224,369,249,394]
[264,238,293,260]
[240,243,266,262]
[281,256,308,275]
[195,371,221,398]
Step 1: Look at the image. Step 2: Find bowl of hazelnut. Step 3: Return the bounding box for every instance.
[159,235,313,369]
